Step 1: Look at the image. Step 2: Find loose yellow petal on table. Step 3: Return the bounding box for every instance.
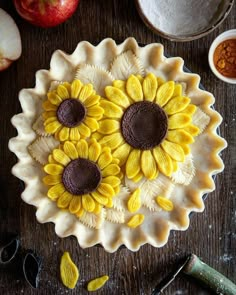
[63,141,78,160]
[82,194,96,212]
[105,86,130,107]
[168,113,192,129]
[76,139,88,158]
[88,140,101,162]
[126,149,141,179]
[153,146,173,177]
[87,275,109,292]
[43,174,62,185]
[126,74,143,102]
[161,140,185,162]
[99,119,120,134]
[69,197,82,214]
[57,191,73,208]
[99,100,123,118]
[58,126,70,141]
[163,96,190,115]
[60,252,79,289]
[44,163,64,175]
[71,79,82,98]
[57,84,70,99]
[143,73,158,101]
[156,196,174,211]
[127,214,145,228]
[167,130,194,145]
[79,84,94,102]
[141,150,158,180]
[127,188,141,213]
[53,149,71,166]
[156,81,174,106]
[112,142,131,166]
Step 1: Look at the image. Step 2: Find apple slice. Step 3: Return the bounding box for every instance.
[0,8,22,71]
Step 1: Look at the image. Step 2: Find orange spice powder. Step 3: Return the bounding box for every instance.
[213,39,236,78]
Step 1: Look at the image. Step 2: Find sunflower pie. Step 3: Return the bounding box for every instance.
[9,38,227,252]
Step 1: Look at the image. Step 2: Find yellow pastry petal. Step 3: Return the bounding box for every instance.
[102,176,121,187]
[48,183,65,200]
[97,183,115,198]
[102,164,120,177]
[112,142,131,166]
[78,84,94,102]
[53,149,71,166]
[91,191,108,205]
[127,214,144,228]
[47,92,62,105]
[91,132,103,141]
[84,117,99,132]
[69,197,82,214]
[43,100,57,111]
[126,74,143,102]
[58,126,70,141]
[153,146,173,177]
[43,174,62,185]
[88,139,101,162]
[99,100,123,118]
[172,160,178,172]
[75,207,84,218]
[93,202,102,214]
[172,83,182,97]
[99,119,120,134]
[113,80,126,93]
[113,185,120,195]
[105,197,113,208]
[62,82,71,94]
[70,127,80,141]
[156,196,174,211]
[87,106,104,117]
[127,188,141,213]
[78,123,91,137]
[71,79,82,98]
[136,74,144,83]
[167,130,194,145]
[76,139,88,158]
[44,117,57,126]
[126,149,141,179]
[182,104,197,115]
[98,151,112,170]
[99,133,124,150]
[83,95,100,108]
[57,84,70,99]
[183,124,200,136]
[105,86,130,107]
[141,150,157,180]
[45,120,61,133]
[132,171,143,182]
[44,163,64,175]
[156,76,165,86]
[87,275,109,292]
[42,111,56,120]
[156,81,175,106]
[82,194,96,212]
[161,140,185,162]
[60,252,79,289]
[164,96,190,115]
[64,141,78,160]
[57,191,73,208]
[143,73,158,101]
[168,113,192,129]
[48,154,57,164]
[179,143,191,155]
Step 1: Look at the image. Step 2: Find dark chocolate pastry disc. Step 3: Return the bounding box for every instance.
[121,101,168,150]
[57,98,86,128]
[62,158,102,195]
[0,234,20,265]
[23,251,42,289]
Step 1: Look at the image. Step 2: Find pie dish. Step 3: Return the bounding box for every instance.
[9,38,227,252]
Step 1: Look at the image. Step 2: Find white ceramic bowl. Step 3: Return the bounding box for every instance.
[208,29,236,84]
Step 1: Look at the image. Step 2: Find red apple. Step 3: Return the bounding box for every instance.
[13,0,80,28]
[0,9,22,71]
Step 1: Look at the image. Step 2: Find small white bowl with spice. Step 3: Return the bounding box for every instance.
[208,29,236,84]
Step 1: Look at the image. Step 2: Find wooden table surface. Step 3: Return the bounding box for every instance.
[0,1,235,294]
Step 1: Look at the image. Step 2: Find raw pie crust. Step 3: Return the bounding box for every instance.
[9,38,227,252]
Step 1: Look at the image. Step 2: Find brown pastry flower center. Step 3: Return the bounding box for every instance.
[121,101,168,150]
[62,158,102,195]
[57,98,86,128]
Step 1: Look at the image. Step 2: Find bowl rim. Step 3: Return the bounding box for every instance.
[208,29,236,84]
[135,0,235,42]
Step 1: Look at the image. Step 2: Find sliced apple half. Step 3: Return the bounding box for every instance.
[0,8,22,71]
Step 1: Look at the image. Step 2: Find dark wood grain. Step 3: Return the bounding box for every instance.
[0,1,235,294]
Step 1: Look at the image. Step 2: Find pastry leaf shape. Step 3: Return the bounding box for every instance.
[171,154,195,185]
